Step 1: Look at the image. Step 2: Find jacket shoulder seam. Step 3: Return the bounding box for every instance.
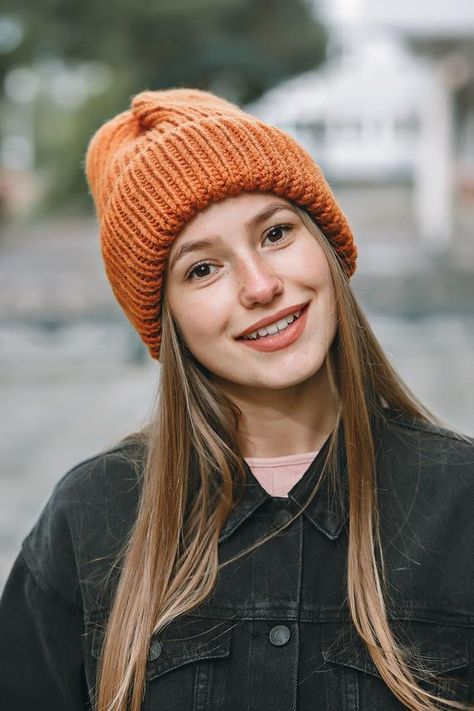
[382,411,472,444]
[19,546,83,616]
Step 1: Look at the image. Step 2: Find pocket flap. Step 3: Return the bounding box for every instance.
[145,615,234,681]
[87,614,234,682]
[322,620,469,678]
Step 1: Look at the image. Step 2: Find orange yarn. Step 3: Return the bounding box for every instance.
[85,87,357,360]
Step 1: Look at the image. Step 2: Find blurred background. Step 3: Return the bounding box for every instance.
[1,0,473,590]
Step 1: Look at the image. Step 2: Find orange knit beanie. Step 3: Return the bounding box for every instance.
[85,87,357,361]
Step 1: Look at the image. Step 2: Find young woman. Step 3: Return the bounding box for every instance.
[0,88,473,711]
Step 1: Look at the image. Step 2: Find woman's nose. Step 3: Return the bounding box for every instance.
[236,258,283,307]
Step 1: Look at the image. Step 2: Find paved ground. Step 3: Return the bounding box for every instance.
[1,183,473,591]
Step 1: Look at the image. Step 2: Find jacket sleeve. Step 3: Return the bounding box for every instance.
[0,550,91,711]
[0,444,141,711]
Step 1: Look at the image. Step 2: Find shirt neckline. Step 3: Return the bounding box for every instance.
[243,450,319,467]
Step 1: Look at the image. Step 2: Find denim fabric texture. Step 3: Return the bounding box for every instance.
[0,408,473,710]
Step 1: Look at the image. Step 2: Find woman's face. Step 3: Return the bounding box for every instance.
[165,191,338,393]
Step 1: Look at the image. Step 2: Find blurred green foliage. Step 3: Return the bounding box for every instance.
[1,0,328,213]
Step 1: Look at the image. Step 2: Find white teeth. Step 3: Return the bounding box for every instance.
[261,323,278,335]
[242,309,302,340]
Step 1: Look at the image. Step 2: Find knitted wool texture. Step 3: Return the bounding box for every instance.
[85,87,357,361]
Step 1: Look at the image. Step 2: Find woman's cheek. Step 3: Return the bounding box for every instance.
[178,304,220,347]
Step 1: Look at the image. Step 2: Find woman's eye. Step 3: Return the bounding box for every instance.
[263,223,294,244]
[185,261,217,281]
[185,225,293,281]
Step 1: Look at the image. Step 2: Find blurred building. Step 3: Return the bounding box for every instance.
[246,0,474,250]
[245,34,424,183]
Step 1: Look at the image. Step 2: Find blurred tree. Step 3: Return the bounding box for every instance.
[0,0,328,211]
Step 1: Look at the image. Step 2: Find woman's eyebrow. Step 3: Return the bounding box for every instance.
[168,203,293,271]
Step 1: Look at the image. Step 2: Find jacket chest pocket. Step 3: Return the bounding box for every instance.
[86,615,234,711]
[321,620,471,711]
[144,615,234,711]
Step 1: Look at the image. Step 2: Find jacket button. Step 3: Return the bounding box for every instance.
[273,509,293,528]
[269,625,291,646]
[148,639,163,661]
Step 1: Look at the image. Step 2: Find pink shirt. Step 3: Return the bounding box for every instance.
[244,451,319,498]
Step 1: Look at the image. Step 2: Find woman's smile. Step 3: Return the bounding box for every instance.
[236,302,310,353]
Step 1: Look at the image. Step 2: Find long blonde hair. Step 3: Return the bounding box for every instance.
[94,203,471,711]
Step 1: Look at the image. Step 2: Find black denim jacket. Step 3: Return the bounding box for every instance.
[1,409,473,710]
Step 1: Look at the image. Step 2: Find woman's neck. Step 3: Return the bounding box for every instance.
[228,366,339,458]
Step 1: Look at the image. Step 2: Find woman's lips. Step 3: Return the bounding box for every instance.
[236,300,310,339]
[237,303,309,353]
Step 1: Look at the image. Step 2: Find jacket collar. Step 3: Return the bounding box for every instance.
[218,416,349,544]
